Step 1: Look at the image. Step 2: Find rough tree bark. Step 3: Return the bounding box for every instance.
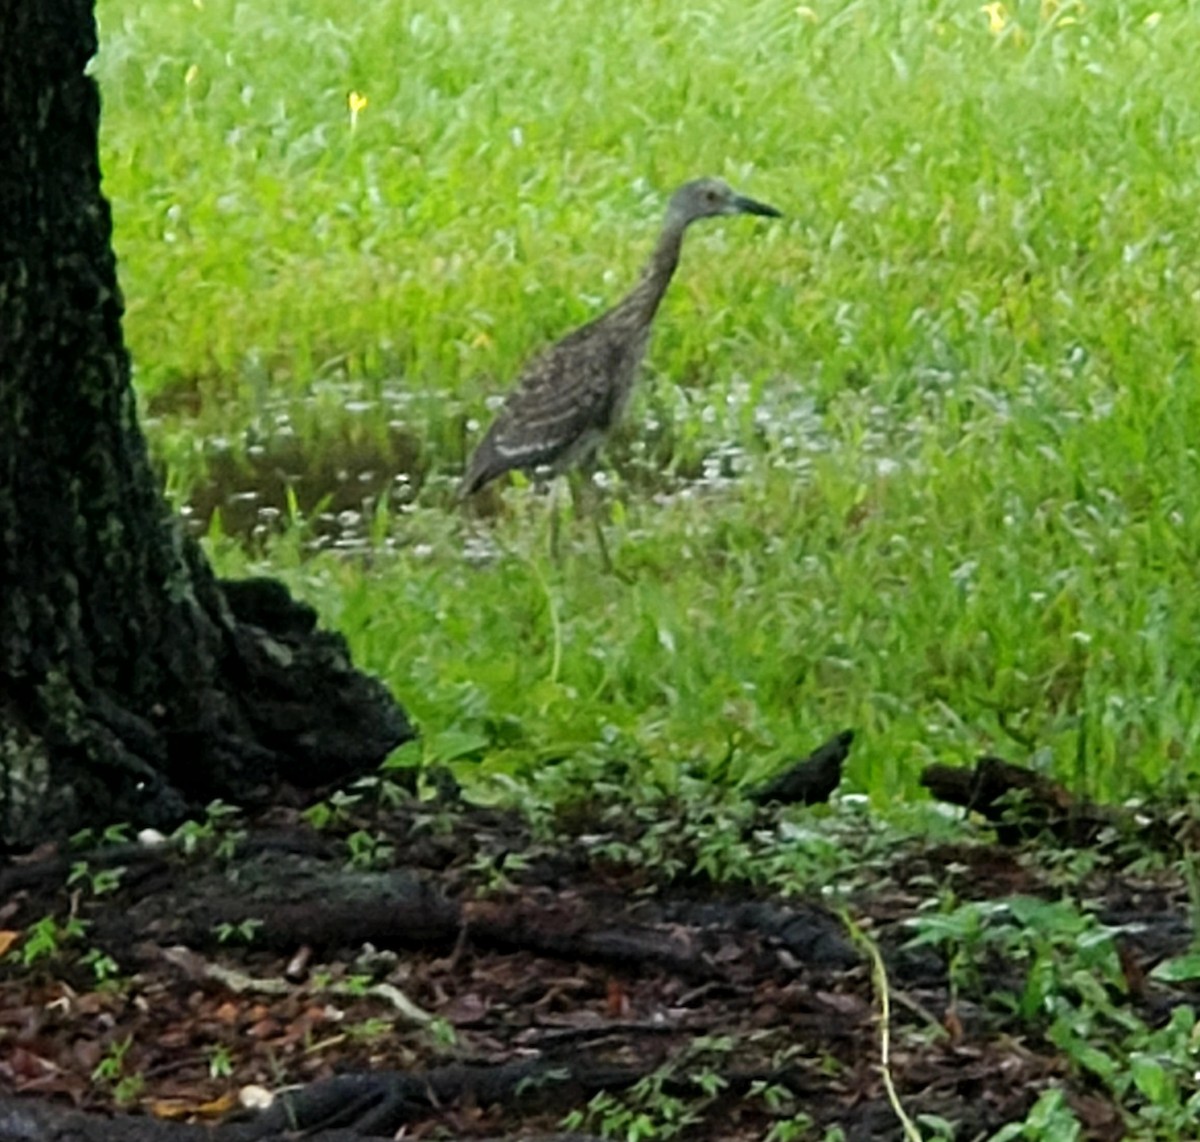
[0,2,412,849]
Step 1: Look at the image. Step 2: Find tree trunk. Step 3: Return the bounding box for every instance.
[0,1,412,849]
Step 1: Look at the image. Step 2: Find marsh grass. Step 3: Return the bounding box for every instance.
[96,0,1200,802]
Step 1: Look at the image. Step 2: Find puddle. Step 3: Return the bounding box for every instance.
[177,425,425,551]
[145,371,852,552]
[145,379,452,552]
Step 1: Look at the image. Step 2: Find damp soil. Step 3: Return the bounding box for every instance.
[1,783,1190,1141]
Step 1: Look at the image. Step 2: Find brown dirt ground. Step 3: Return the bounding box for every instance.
[1,788,1194,1141]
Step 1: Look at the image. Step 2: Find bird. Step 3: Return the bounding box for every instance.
[457,177,781,499]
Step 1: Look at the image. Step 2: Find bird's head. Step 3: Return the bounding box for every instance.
[667,177,782,227]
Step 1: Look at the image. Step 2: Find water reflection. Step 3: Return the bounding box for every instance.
[149,371,845,554]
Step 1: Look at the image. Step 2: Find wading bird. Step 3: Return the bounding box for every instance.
[457,177,781,499]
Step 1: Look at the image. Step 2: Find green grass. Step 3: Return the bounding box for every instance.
[94,0,1200,803]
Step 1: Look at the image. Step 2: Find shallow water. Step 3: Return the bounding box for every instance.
[148,371,841,551]
[146,379,436,552]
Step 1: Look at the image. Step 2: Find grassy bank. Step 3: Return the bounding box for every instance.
[93,0,1200,802]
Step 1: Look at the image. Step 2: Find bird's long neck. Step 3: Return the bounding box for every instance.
[614,214,687,327]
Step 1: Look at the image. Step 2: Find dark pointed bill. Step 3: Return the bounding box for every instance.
[734,194,782,218]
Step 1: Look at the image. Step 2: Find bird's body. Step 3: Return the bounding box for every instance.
[457,178,780,498]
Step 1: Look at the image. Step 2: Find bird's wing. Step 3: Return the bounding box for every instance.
[459,328,632,495]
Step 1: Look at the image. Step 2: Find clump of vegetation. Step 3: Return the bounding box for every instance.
[95,0,1200,808]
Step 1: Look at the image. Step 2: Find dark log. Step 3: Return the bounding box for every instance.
[243,1057,831,1139]
[919,756,1114,844]
[748,730,854,806]
[0,1094,607,1142]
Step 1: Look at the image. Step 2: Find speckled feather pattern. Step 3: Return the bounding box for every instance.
[458,178,779,498]
[458,294,660,496]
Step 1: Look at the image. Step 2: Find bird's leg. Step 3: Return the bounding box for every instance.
[591,509,614,575]
[548,476,564,564]
[568,468,616,575]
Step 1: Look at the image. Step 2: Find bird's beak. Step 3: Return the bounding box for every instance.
[734,194,782,218]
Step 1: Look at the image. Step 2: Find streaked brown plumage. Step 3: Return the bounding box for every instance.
[457,177,781,498]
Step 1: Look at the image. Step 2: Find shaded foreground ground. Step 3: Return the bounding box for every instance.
[1,776,1195,1141]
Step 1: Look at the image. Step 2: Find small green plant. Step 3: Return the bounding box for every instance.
[763,1116,813,1142]
[18,914,87,966]
[345,829,394,870]
[351,770,414,809]
[561,1058,724,1140]
[304,789,362,831]
[915,1113,956,1139]
[213,918,263,945]
[208,1042,235,1079]
[906,893,1200,1136]
[341,972,373,997]
[113,1073,145,1106]
[467,849,530,894]
[989,1088,1082,1141]
[426,1016,458,1051]
[172,799,245,858]
[92,1035,144,1106]
[69,823,132,849]
[905,895,1127,1023]
[564,1086,703,1142]
[1044,994,1200,1137]
[346,1017,392,1041]
[749,1079,798,1116]
[905,894,1022,1014]
[81,947,122,985]
[67,860,125,896]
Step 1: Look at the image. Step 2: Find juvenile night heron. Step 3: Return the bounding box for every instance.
[457,177,781,498]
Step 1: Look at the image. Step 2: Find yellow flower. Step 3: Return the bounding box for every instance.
[980,1,1008,34]
[347,90,368,131]
[1042,0,1084,25]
